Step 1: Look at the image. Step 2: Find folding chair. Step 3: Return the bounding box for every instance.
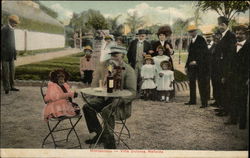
[40,80,82,149]
[114,103,131,145]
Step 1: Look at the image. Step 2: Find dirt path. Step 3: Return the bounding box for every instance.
[0,86,247,149]
[15,48,81,66]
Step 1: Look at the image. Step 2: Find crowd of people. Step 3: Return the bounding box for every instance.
[70,15,250,149]
[184,16,249,130]
[2,14,248,150]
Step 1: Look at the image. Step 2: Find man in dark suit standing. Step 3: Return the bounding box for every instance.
[210,31,223,108]
[127,29,152,95]
[1,15,20,94]
[224,24,249,129]
[204,32,214,101]
[184,25,209,108]
[215,16,237,117]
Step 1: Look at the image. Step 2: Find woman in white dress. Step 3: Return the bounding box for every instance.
[157,60,174,102]
[141,55,156,100]
[153,45,170,87]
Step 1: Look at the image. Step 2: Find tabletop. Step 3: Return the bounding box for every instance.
[80,87,133,98]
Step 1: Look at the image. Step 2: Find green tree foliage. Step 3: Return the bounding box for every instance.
[196,1,249,21]
[86,11,108,30]
[172,18,194,35]
[107,15,124,37]
[125,11,145,34]
[68,9,108,32]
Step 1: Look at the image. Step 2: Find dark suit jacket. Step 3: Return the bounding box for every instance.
[231,40,249,88]
[1,25,17,61]
[216,30,236,79]
[152,40,174,57]
[210,43,222,77]
[185,35,209,73]
[127,39,152,68]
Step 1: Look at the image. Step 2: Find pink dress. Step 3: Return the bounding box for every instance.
[43,81,76,121]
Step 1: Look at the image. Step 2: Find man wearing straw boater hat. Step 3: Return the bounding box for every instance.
[184,25,209,108]
[1,15,21,94]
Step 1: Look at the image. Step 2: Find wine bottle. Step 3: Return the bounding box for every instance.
[107,71,114,93]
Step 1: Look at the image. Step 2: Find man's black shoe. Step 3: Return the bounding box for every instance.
[224,120,237,125]
[210,102,217,107]
[239,124,246,130]
[85,135,104,144]
[200,105,207,108]
[184,102,196,105]
[10,88,19,91]
[5,90,9,94]
[214,108,222,112]
[216,111,228,117]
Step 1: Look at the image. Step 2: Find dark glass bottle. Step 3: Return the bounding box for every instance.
[107,71,114,93]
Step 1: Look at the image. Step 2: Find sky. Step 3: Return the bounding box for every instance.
[40,1,249,29]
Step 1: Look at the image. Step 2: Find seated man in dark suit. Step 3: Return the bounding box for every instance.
[82,46,136,149]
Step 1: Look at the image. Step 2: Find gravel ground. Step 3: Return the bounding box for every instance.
[0,86,248,150]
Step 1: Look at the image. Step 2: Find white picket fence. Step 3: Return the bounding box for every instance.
[14,29,65,51]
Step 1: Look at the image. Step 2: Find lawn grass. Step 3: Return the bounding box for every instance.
[173,50,188,64]
[16,52,187,82]
[16,53,83,81]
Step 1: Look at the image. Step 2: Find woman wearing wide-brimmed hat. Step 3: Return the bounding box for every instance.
[152,25,174,70]
[43,69,79,121]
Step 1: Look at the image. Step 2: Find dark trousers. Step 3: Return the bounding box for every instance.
[82,97,116,149]
[221,81,231,113]
[188,66,208,105]
[83,70,93,84]
[1,59,15,91]
[230,84,248,128]
[211,72,222,106]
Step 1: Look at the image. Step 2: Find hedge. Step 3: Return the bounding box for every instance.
[17,48,65,57]
[2,12,64,35]
[16,53,187,82]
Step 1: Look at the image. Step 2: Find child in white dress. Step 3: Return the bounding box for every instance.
[141,55,156,100]
[157,60,174,102]
[153,46,170,87]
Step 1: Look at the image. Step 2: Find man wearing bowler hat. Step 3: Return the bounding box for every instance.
[215,16,237,117]
[1,15,20,94]
[184,25,209,108]
[127,29,153,96]
[82,45,136,149]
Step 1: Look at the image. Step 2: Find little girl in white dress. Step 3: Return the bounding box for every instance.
[157,60,174,102]
[141,55,156,100]
[153,46,170,87]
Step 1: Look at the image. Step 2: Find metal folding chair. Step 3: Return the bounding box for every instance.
[114,104,131,145]
[40,80,82,149]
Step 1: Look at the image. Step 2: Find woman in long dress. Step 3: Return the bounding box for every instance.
[152,25,174,70]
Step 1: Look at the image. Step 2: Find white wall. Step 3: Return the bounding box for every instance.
[14,29,65,51]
